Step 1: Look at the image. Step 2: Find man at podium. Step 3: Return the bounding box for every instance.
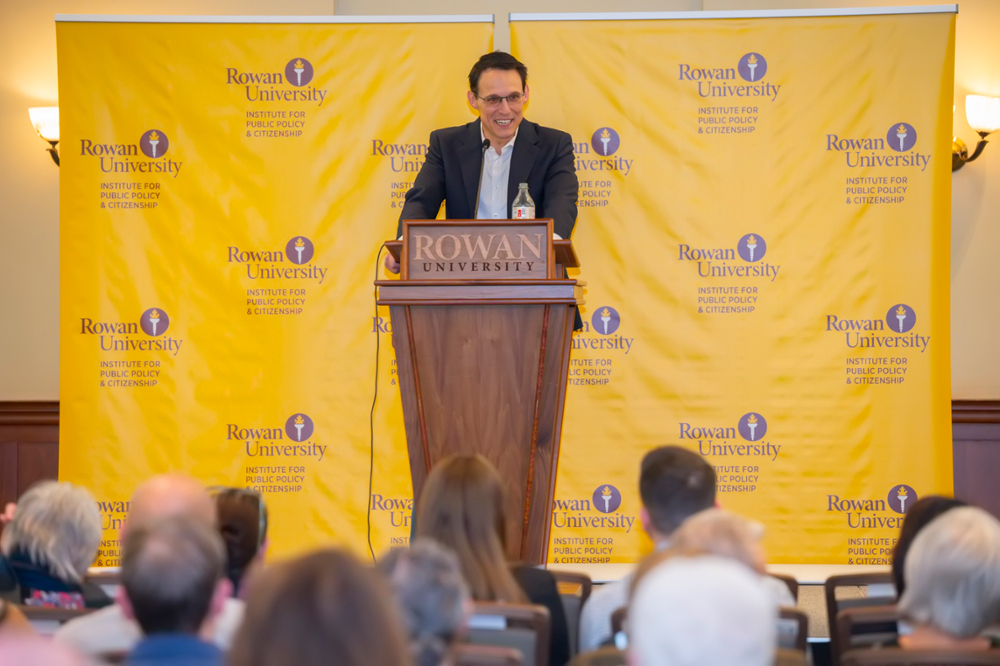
[385,51,579,273]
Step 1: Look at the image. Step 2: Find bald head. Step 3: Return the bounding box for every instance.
[128,474,215,531]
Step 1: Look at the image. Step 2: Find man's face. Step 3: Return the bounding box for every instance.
[468,68,528,149]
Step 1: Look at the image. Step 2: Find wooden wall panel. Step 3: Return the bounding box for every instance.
[953,400,1000,518]
[0,400,998,521]
[0,402,59,508]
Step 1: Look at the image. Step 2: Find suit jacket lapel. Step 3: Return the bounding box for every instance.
[507,120,540,213]
[459,119,484,218]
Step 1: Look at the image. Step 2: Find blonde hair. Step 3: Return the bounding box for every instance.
[416,455,525,603]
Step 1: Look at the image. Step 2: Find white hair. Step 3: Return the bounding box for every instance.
[630,555,776,666]
[1,481,102,583]
[899,506,1000,638]
[671,508,766,573]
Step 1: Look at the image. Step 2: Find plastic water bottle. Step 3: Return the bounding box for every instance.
[512,183,535,219]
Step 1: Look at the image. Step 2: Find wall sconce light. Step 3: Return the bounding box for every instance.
[953,95,1000,171]
[28,107,60,166]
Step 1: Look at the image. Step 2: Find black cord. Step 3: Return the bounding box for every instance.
[367,244,385,564]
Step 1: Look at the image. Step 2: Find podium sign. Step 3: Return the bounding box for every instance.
[403,219,554,281]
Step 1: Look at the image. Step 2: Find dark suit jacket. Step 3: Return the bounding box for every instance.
[397,118,578,239]
[512,564,571,666]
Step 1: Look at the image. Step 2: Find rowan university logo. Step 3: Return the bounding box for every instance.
[284,58,314,87]
[284,413,314,441]
[139,308,170,336]
[139,130,169,159]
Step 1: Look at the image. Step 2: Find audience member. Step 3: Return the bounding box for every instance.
[229,548,412,666]
[55,474,245,656]
[668,508,796,607]
[380,539,472,666]
[416,454,570,666]
[630,555,777,666]
[897,506,1000,651]
[579,446,715,651]
[0,635,85,666]
[891,495,966,596]
[118,515,231,666]
[0,480,109,608]
[211,487,268,598]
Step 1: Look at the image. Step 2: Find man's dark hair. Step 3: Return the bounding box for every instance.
[639,446,716,535]
[121,515,225,635]
[468,52,527,94]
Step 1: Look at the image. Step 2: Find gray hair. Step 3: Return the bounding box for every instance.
[630,555,776,666]
[380,539,470,666]
[899,506,1000,638]
[1,481,101,583]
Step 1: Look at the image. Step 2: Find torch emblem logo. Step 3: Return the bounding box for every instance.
[886,122,917,152]
[589,306,621,336]
[284,58,314,87]
[139,308,170,337]
[591,485,622,514]
[284,413,315,442]
[140,129,169,159]
[738,412,767,442]
[738,53,768,82]
[885,304,916,334]
[888,485,917,514]
[590,127,620,157]
[736,233,767,263]
[285,236,315,265]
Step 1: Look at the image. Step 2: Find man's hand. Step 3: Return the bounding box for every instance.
[384,252,400,274]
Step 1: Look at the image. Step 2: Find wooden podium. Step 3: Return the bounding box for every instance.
[376,219,581,565]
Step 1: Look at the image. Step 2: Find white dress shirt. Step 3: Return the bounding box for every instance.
[476,127,517,220]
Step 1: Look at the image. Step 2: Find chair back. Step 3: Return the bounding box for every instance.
[825,573,897,663]
[771,573,799,601]
[465,602,551,666]
[453,644,524,666]
[567,646,627,666]
[551,570,592,657]
[774,647,809,666]
[18,605,95,635]
[777,606,808,653]
[85,569,122,598]
[834,605,900,659]
[610,606,627,636]
[841,648,1000,665]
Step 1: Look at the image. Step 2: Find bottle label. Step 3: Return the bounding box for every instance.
[513,206,535,220]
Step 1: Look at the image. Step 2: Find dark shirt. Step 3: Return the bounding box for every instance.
[127,634,224,666]
[512,565,571,666]
[0,551,111,609]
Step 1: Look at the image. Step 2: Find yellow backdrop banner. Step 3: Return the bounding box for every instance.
[512,9,955,563]
[57,17,492,563]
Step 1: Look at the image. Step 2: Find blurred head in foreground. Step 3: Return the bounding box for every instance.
[639,446,716,543]
[230,548,411,666]
[212,487,268,597]
[380,539,471,666]
[119,515,230,637]
[630,555,776,666]
[891,495,966,597]
[0,635,85,666]
[898,506,1000,647]
[416,455,525,603]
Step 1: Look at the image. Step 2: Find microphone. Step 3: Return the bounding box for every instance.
[473,138,490,218]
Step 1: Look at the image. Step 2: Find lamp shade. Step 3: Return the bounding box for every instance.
[28,106,59,142]
[965,95,1000,134]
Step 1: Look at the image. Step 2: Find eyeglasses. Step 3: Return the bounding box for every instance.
[475,92,525,108]
[209,485,268,550]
